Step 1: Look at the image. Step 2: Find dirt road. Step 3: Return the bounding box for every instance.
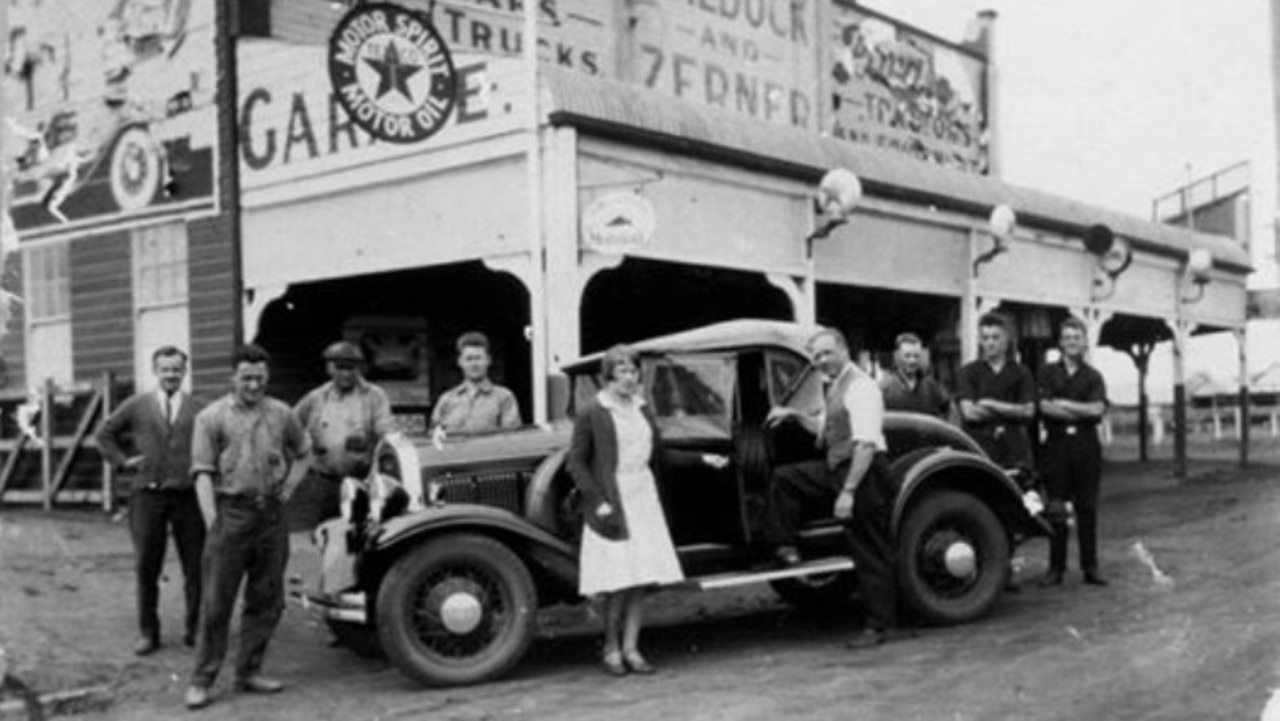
[3,458,1279,721]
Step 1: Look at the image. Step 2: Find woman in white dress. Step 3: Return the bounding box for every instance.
[567,345,683,676]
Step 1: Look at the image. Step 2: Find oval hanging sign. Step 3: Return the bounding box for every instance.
[328,3,458,144]
[581,192,657,254]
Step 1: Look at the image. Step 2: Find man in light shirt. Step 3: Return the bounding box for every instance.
[292,341,394,529]
[430,331,522,438]
[763,328,905,648]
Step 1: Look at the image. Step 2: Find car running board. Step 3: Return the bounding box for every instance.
[684,557,855,591]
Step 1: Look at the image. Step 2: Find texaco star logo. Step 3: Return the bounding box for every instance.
[328,3,457,144]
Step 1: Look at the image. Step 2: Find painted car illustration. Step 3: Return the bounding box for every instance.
[302,320,1050,686]
[4,0,211,229]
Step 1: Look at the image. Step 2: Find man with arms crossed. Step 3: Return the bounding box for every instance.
[955,313,1035,591]
[763,328,905,648]
[1037,317,1109,587]
[955,313,1036,468]
[97,346,204,656]
[185,345,308,710]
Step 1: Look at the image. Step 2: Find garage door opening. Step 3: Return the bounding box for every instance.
[580,258,793,353]
[818,284,960,386]
[254,261,531,432]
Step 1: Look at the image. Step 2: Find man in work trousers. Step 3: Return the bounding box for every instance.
[185,344,309,711]
[96,345,205,656]
[1037,316,1109,587]
[763,328,907,648]
[955,312,1035,591]
[291,341,394,530]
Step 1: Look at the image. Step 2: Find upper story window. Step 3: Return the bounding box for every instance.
[25,243,70,322]
[133,223,189,309]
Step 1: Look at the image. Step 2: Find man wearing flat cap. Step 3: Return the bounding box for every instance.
[290,341,394,529]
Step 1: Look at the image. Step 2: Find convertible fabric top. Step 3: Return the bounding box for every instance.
[560,320,823,374]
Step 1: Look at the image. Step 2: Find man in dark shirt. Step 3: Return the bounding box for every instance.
[96,346,204,656]
[1036,317,1109,588]
[955,313,1036,469]
[880,332,950,418]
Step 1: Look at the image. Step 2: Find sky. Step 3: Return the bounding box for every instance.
[866,0,1278,403]
[867,0,1276,285]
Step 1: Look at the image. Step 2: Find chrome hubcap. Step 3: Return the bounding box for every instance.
[439,592,484,634]
[943,541,977,578]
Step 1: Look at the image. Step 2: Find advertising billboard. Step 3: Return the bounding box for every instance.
[2,0,220,239]
[825,4,989,173]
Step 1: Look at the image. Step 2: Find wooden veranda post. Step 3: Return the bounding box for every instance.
[102,371,116,512]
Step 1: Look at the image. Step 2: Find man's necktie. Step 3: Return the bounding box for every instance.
[165,393,174,426]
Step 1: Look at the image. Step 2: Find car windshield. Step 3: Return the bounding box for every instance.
[643,354,735,441]
[779,362,824,418]
[766,351,810,406]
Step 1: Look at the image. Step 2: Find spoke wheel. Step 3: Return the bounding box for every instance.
[377,533,536,686]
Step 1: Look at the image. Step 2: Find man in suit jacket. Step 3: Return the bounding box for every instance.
[97,346,205,655]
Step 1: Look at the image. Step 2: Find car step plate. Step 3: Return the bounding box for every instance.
[687,557,855,591]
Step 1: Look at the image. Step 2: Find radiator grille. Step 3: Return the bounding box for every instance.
[434,471,528,514]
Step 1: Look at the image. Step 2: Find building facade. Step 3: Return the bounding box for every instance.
[2,0,1252,442]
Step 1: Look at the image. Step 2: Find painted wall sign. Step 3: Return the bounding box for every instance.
[327,3,458,144]
[581,192,657,254]
[239,38,528,192]
[429,0,613,76]
[826,5,989,173]
[622,0,820,130]
[1,0,220,238]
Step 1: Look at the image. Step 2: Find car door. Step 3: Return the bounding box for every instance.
[642,353,742,551]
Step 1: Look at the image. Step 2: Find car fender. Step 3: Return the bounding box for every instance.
[891,448,1045,538]
[524,448,570,534]
[370,503,579,590]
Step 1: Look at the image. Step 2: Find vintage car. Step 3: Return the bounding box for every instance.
[304,320,1049,687]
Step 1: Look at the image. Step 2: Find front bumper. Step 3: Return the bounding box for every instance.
[294,517,369,624]
[291,589,368,625]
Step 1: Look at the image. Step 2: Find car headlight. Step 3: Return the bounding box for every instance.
[368,472,409,523]
[339,477,369,525]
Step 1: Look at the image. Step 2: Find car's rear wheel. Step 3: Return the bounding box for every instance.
[770,572,858,611]
[898,491,1008,625]
[376,533,537,686]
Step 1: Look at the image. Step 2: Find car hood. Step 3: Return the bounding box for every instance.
[408,422,573,470]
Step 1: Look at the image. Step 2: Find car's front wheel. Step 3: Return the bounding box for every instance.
[376,533,537,686]
[897,490,1009,625]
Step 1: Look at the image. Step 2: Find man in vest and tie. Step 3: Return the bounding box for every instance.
[763,328,906,648]
[97,345,205,655]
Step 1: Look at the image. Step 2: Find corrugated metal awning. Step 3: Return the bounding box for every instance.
[541,68,1251,274]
